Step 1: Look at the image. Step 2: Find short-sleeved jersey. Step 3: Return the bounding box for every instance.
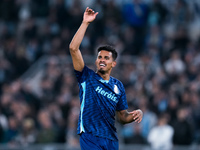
[74,66,128,141]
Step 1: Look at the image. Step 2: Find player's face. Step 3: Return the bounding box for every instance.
[95,50,116,74]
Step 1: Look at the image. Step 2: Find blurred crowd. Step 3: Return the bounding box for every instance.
[0,0,200,149]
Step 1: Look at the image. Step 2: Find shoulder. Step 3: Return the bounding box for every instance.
[111,76,123,86]
[74,66,95,82]
[75,66,94,74]
[110,76,125,91]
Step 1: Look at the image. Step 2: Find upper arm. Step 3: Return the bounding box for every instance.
[70,49,85,72]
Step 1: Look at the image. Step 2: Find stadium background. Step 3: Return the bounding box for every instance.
[0,0,200,149]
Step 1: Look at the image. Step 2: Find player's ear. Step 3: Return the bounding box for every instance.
[112,61,116,68]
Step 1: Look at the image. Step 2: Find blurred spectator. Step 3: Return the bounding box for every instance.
[148,113,174,150]
[13,45,30,77]
[0,92,14,117]
[21,84,41,117]
[14,118,36,146]
[18,0,31,21]
[39,76,55,103]
[122,0,149,28]
[190,92,200,144]
[124,123,147,144]
[50,0,68,27]
[0,110,8,142]
[166,95,179,124]
[171,0,192,26]
[67,0,83,31]
[173,27,190,53]
[151,89,168,115]
[36,109,57,143]
[3,116,19,143]
[137,96,157,138]
[172,106,194,145]
[145,25,163,49]
[122,0,149,54]
[23,18,38,42]
[121,25,140,55]
[164,51,186,76]
[25,38,42,63]
[65,98,80,148]
[104,0,122,24]
[148,0,168,26]
[0,56,13,85]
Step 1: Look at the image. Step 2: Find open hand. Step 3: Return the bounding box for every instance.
[83,7,98,24]
[129,109,143,123]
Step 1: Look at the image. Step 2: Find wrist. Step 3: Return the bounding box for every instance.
[82,21,90,25]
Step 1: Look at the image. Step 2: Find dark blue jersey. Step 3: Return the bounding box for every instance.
[74,66,128,141]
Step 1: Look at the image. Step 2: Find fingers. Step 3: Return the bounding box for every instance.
[95,12,99,17]
[85,7,98,15]
[135,117,142,123]
[85,7,93,13]
[130,110,143,123]
[85,7,89,12]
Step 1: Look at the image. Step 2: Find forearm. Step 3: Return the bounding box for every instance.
[118,111,135,124]
[69,7,98,51]
[69,22,89,51]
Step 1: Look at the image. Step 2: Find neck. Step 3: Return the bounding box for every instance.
[97,71,110,80]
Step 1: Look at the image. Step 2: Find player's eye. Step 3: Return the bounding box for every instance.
[105,56,109,60]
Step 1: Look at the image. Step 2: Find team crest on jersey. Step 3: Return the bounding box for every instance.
[114,85,120,94]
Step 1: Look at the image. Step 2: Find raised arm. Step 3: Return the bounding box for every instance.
[116,109,143,124]
[69,7,98,72]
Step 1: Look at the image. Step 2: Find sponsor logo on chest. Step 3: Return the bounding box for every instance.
[95,86,119,103]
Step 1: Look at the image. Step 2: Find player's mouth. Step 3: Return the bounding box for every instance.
[99,63,106,67]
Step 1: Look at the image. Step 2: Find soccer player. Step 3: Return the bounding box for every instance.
[69,7,143,150]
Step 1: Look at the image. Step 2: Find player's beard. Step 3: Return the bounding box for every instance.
[98,68,106,74]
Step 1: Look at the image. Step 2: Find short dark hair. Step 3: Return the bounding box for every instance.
[97,45,118,61]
